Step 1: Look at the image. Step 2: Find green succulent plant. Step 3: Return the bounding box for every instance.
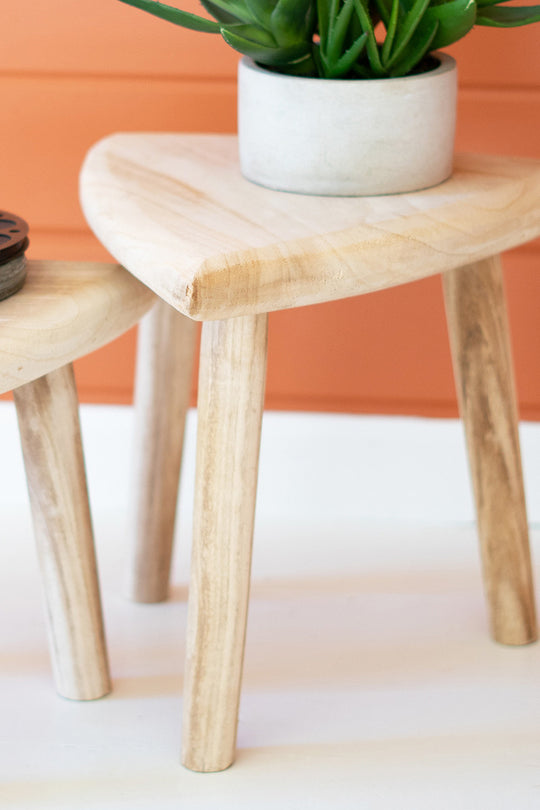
[117,0,540,78]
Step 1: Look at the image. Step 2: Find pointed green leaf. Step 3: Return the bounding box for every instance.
[344,0,364,45]
[476,0,509,7]
[477,3,540,26]
[320,0,340,51]
[244,0,275,27]
[198,0,256,24]
[281,53,319,75]
[327,0,356,63]
[353,0,385,75]
[199,0,241,24]
[332,31,368,75]
[221,25,311,63]
[352,62,376,77]
[317,0,334,43]
[389,19,438,75]
[371,0,393,27]
[320,20,367,79]
[271,0,315,45]
[384,0,431,70]
[117,0,221,32]
[222,21,278,46]
[381,0,400,66]
[424,0,476,48]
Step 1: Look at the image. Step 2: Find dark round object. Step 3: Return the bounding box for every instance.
[0,211,29,301]
[0,254,27,302]
[0,210,29,266]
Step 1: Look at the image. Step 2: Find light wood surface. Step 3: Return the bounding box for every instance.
[0,260,155,395]
[13,364,111,699]
[182,313,268,772]
[80,135,540,321]
[2,260,154,699]
[80,134,540,768]
[126,300,197,603]
[443,256,537,645]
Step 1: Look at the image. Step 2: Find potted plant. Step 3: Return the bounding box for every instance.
[116,0,540,195]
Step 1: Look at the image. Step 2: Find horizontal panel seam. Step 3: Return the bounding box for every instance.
[263,393,540,414]
[0,70,539,96]
[0,69,237,85]
[460,85,540,100]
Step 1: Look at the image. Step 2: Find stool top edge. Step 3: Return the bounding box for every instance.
[0,260,155,394]
[80,133,540,320]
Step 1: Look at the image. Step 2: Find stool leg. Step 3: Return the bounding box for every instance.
[442,255,537,645]
[182,313,268,772]
[126,300,197,603]
[13,364,111,699]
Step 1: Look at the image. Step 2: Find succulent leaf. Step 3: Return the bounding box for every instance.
[389,19,438,74]
[423,0,476,48]
[222,21,278,46]
[271,0,315,46]
[381,0,400,65]
[316,0,334,43]
[327,0,356,63]
[371,0,393,27]
[199,0,241,24]
[352,0,386,75]
[475,0,508,7]
[221,24,312,62]
[117,0,221,31]
[383,0,431,70]
[244,0,275,27]
[331,31,368,75]
[117,0,540,78]
[477,3,540,25]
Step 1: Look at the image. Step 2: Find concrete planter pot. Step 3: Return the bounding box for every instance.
[238,53,457,196]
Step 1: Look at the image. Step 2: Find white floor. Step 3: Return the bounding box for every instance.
[0,403,539,809]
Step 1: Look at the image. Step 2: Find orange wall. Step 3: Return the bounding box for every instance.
[1,2,539,417]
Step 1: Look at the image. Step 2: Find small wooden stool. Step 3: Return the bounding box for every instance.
[1,259,154,700]
[80,135,540,768]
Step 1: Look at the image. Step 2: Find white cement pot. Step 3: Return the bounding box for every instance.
[238,53,457,196]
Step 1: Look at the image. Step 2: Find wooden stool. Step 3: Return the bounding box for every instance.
[80,134,540,768]
[1,259,154,700]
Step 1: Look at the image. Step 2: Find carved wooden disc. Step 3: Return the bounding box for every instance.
[0,254,27,302]
[0,211,29,301]
[0,211,29,264]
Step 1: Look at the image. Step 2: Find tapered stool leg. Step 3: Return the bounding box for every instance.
[182,313,268,772]
[126,300,197,603]
[13,364,111,699]
[442,255,537,645]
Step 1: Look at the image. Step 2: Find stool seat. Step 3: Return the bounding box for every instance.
[1,259,154,702]
[80,134,540,771]
[0,260,153,394]
[81,134,540,320]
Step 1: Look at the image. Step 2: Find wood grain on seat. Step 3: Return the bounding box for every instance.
[80,134,540,321]
[0,260,155,394]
